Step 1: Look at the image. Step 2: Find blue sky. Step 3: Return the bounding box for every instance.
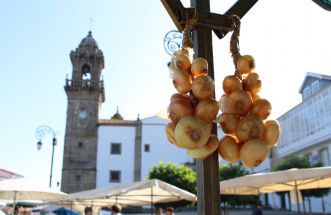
[0,0,330,189]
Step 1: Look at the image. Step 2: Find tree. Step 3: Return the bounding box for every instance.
[219,164,257,207]
[147,161,196,208]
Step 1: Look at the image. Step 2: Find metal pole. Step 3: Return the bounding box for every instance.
[191,0,220,214]
[50,139,56,188]
[294,181,301,215]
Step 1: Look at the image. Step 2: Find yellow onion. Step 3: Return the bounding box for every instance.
[191,58,208,77]
[219,94,231,113]
[165,122,177,144]
[173,53,191,71]
[240,139,268,168]
[249,92,260,102]
[175,116,211,149]
[217,113,239,135]
[223,75,243,94]
[228,90,253,116]
[168,98,193,123]
[235,114,264,142]
[218,135,240,163]
[170,93,190,102]
[263,120,280,148]
[251,98,272,120]
[187,135,219,160]
[237,55,255,74]
[243,72,261,94]
[192,75,215,100]
[172,69,192,94]
[195,98,219,123]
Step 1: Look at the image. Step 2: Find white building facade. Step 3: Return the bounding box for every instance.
[268,72,331,213]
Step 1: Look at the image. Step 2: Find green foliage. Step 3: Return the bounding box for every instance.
[272,155,330,199]
[219,164,257,206]
[147,161,197,208]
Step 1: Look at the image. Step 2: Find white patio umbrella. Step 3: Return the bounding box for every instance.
[49,179,197,214]
[0,178,66,214]
[219,167,331,214]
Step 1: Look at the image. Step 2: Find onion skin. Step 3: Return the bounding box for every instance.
[217,113,239,135]
[223,75,243,94]
[263,120,281,148]
[172,69,192,94]
[187,135,219,160]
[192,75,215,100]
[243,72,261,94]
[237,55,255,74]
[173,53,191,71]
[191,58,208,77]
[219,135,240,163]
[175,116,211,149]
[240,139,268,168]
[168,98,193,123]
[195,98,219,123]
[228,90,253,116]
[235,114,264,142]
[251,98,272,120]
[165,122,177,144]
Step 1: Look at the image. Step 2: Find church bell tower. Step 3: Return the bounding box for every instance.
[61,31,105,193]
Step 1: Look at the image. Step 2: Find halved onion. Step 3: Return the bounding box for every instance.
[187,135,219,160]
[217,113,239,135]
[223,75,243,94]
[240,139,268,168]
[175,116,211,149]
[219,135,240,163]
[192,75,215,100]
[235,114,264,142]
[195,98,219,123]
[251,98,272,120]
[263,120,280,148]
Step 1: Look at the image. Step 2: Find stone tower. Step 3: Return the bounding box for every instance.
[61,31,105,193]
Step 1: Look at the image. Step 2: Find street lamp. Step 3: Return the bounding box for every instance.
[35,125,57,188]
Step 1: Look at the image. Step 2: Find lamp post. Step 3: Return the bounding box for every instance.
[35,125,57,188]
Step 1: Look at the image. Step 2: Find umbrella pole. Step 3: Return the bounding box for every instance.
[151,187,153,215]
[295,181,301,215]
[12,191,17,215]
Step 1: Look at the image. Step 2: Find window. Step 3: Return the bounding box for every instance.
[78,142,83,148]
[110,143,122,154]
[76,175,81,183]
[318,148,330,166]
[312,81,320,95]
[109,170,121,182]
[144,144,150,152]
[303,86,311,99]
[82,64,92,80]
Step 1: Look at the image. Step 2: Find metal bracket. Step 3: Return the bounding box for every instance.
[161,0,258,39]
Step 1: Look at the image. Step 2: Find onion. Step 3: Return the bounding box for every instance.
[191,58,208,77]
[217,113,239,135]
[240,139,268,168]
[223,75,243,94]
[195,98,219,123]
[251,98,272,120]
[263,120,280,148]
[170,93,190,102]
[192,75,215,100]
[175,116,211,149]
[173,53,191,71]
[249,92,260,102]
[218,135,240,163]
[243,72,261,94]
[168,98,193,123]
[187,135,219,160]
[228,90,253,116]
[235,114,264,142]
[165,122,177,144]
[219,94,231,113]
[172,69,192,94]
[237,55,255,74]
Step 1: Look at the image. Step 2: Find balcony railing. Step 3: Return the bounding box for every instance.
[65,79,104,90]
